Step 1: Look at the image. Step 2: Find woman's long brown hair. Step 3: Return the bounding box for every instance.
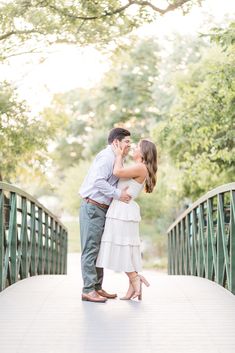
[140,139,158,193]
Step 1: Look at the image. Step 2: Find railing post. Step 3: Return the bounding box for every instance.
[206,198,215,281]
[176,223,180,274]
[191,209,197,276]
[21,197,28,279]
[9,193,17,285]
[218,193,230,289]
[55,222,59,274]
[230,190,235,294]
[0,191,4,291]
[185,214,190,275]
[168,231,172,275]
[49,216,54,274]
[62,230,68,275]
[172,227,176,274]
[31,202,37,276]
[216,194,224,285]
[45,213,49,274]
[38,207,44,275]
[198,204,206,278]
[51,219,56,274]
[180,220,185,275]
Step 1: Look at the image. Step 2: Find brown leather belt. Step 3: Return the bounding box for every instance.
[83,197,109,209]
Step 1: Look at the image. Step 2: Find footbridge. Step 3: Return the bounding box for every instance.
[0,182,235,353]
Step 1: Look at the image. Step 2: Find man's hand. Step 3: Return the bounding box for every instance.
[119,186,131,203]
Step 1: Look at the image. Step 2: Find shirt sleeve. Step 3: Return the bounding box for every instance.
[94,156,121,200]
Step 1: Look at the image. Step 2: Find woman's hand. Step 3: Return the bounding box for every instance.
[112,140,125,157]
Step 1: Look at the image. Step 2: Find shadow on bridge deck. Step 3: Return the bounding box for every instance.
[0,253,235,353]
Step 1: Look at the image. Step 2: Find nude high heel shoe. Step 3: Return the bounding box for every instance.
[131,274,150,300]
[130,275,142,300]
[139,275,150,287]
[120,281,135,300]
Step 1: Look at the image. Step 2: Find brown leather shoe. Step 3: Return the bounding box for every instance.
[97,289,117,299]
[82,290,107,303]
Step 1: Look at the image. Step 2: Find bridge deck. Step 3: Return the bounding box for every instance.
[0,254,235,353]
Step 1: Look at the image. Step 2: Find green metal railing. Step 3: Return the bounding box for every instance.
[0,182,68,292]
[167,183,235,294]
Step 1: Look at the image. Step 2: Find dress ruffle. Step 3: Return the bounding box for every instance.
[96,242,142,272]
[100,218,140,245]
[106,199,141,222]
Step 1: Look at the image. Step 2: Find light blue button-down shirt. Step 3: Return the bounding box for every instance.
[79,145,121,206]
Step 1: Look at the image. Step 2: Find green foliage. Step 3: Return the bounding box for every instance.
[56,160,91,216]
[0,0,200,60]
[0,81,52,181]
[208,22,235,50]
[40,36,162,170]
[159,43,235,198]
[41,91,87,172]
[94,37,161,130]
[64,220,81,253]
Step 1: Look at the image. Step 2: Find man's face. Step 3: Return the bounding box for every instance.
[119,136,131,156]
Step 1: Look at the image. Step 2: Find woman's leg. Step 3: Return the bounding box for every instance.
[126,272,150,300]
[127,272,141,299]
[120,272,135,300]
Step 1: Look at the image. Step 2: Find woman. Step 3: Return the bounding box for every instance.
[96,139,158,300]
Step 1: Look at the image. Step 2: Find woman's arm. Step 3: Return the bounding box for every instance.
[113,142,146,179]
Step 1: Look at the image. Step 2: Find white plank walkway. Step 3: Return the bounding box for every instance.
[0,253,235,353]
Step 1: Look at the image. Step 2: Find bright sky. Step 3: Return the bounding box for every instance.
[0,0,234,113]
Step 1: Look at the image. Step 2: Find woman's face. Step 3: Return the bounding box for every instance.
[132,141,142,161]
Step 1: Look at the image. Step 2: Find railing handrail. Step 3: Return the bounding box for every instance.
[0,182,66,230]
[167,182,235,233]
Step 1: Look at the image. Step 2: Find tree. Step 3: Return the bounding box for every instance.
[95,36,161,129]
[208,21,235,50]
[56,160,91,215]
[41,90,88,171]
[0,0,202,59]
[157,23,235,198]
[0,81,53,182]
[40,35,161,171]
[42,32,210,186]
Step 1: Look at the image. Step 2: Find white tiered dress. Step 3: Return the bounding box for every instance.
[96,178,144,272]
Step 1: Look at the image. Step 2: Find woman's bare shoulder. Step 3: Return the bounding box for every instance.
[136,162,148,174]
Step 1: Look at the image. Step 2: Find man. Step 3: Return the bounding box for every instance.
[79,127,131,303]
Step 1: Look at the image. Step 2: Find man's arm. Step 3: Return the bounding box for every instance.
[95,156,131,202]
[94,157,121,200]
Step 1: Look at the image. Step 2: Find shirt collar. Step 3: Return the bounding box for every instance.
[106,144,116,157]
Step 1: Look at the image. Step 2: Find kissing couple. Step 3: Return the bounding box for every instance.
[79,127,157,303]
